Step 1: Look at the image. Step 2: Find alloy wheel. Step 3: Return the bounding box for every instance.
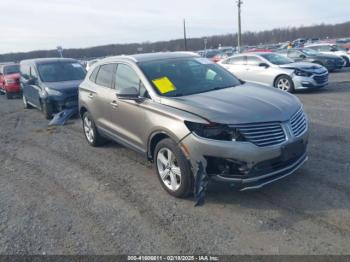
[157,147,182,192]
[277,78,291,91]
[83,115,95,144]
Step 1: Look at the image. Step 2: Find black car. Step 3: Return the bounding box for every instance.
[20,58,86,119]
[278,48,345,72]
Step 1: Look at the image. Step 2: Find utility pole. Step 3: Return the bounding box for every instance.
[237,0,243,53]
[183,19,188,51]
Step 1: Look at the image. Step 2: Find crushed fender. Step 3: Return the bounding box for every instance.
[194,161,209,207]
[48,108,78,126]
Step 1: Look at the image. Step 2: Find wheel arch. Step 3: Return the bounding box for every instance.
[147,130,180,161]
[273,74,292,87]
[79,106,88,118]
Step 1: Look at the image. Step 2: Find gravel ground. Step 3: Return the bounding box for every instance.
[0,68,349,255]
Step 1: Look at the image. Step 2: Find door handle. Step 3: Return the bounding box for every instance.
[110,101,118,108]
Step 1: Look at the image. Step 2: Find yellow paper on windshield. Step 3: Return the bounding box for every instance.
[152,77,176,94]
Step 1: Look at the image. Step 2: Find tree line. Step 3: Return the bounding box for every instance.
[1,21,349,62]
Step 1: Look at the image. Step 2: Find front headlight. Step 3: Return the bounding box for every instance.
[294,69,312,77]
[45,87,62,96]
[185,121,245,141]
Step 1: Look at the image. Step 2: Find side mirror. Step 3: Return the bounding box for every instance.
[299,54,306,59]
[27,77,37,85]
[116,87,142,101]
[259,63,269,68]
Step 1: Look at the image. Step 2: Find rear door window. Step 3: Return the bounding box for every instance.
[89,66,99,82]
[95,64,115,88]
[288,50,302,59]
[226,56,246,65]
[247,56,263,66]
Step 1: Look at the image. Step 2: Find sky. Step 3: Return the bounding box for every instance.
[0,0,349,54]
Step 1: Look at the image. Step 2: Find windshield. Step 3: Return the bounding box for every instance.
[139,57,241,97]
[260,53,293,65]
[38,62,86,82]
[301,48,320,56]
[4,65,20,75]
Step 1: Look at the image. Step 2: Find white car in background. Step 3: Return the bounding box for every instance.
[86,59,100,71]
[306,43,350,67]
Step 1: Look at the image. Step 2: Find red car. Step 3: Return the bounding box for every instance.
[0,64,21,99]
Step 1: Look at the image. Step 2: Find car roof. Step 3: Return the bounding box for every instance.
[20,57,79,65]
[101,52,200,64]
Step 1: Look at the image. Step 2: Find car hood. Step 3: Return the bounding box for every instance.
[44,80,82,94]
[160,83,301,125]
[280,62,327,73]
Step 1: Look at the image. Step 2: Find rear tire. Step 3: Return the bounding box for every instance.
[22,95,32,109]
[82,112,105,147]
[154,138,193,198]
[274,75,294,93]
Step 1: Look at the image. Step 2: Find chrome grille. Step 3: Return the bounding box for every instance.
[237,123,286,147]
[290,109,307,137]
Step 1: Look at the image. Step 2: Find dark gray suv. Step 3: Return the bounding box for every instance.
[79,52,309,198]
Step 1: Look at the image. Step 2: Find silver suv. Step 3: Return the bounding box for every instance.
[79,52,309,198]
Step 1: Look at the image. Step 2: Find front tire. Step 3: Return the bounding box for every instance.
[154,138,193,198]
[274,75,294,92]
[341,56,350,67]
[42,101,53,120]
[82,112,105,147]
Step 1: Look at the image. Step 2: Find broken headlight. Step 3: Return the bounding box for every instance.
[185,121,245,141]
[294,69,312,77]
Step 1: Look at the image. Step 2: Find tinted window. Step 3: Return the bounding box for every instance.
[20,64,31,80]
[288,50,303,58]
[139,57,241,97]
[247,56,263,66]
[302,49,320,56]
[115,64,141,92]
[226,56,246,65]
[89,66,99,82]
[95,64,115,88]
[317,45,332,52]
[4,65,20,75]
[260,53,293,65]
[30,67,38,78]
[38,61,86,82]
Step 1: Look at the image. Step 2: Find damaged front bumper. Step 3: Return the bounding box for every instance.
[181,130,309,191]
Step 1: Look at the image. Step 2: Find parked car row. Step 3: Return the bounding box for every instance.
[0,52,310,198]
